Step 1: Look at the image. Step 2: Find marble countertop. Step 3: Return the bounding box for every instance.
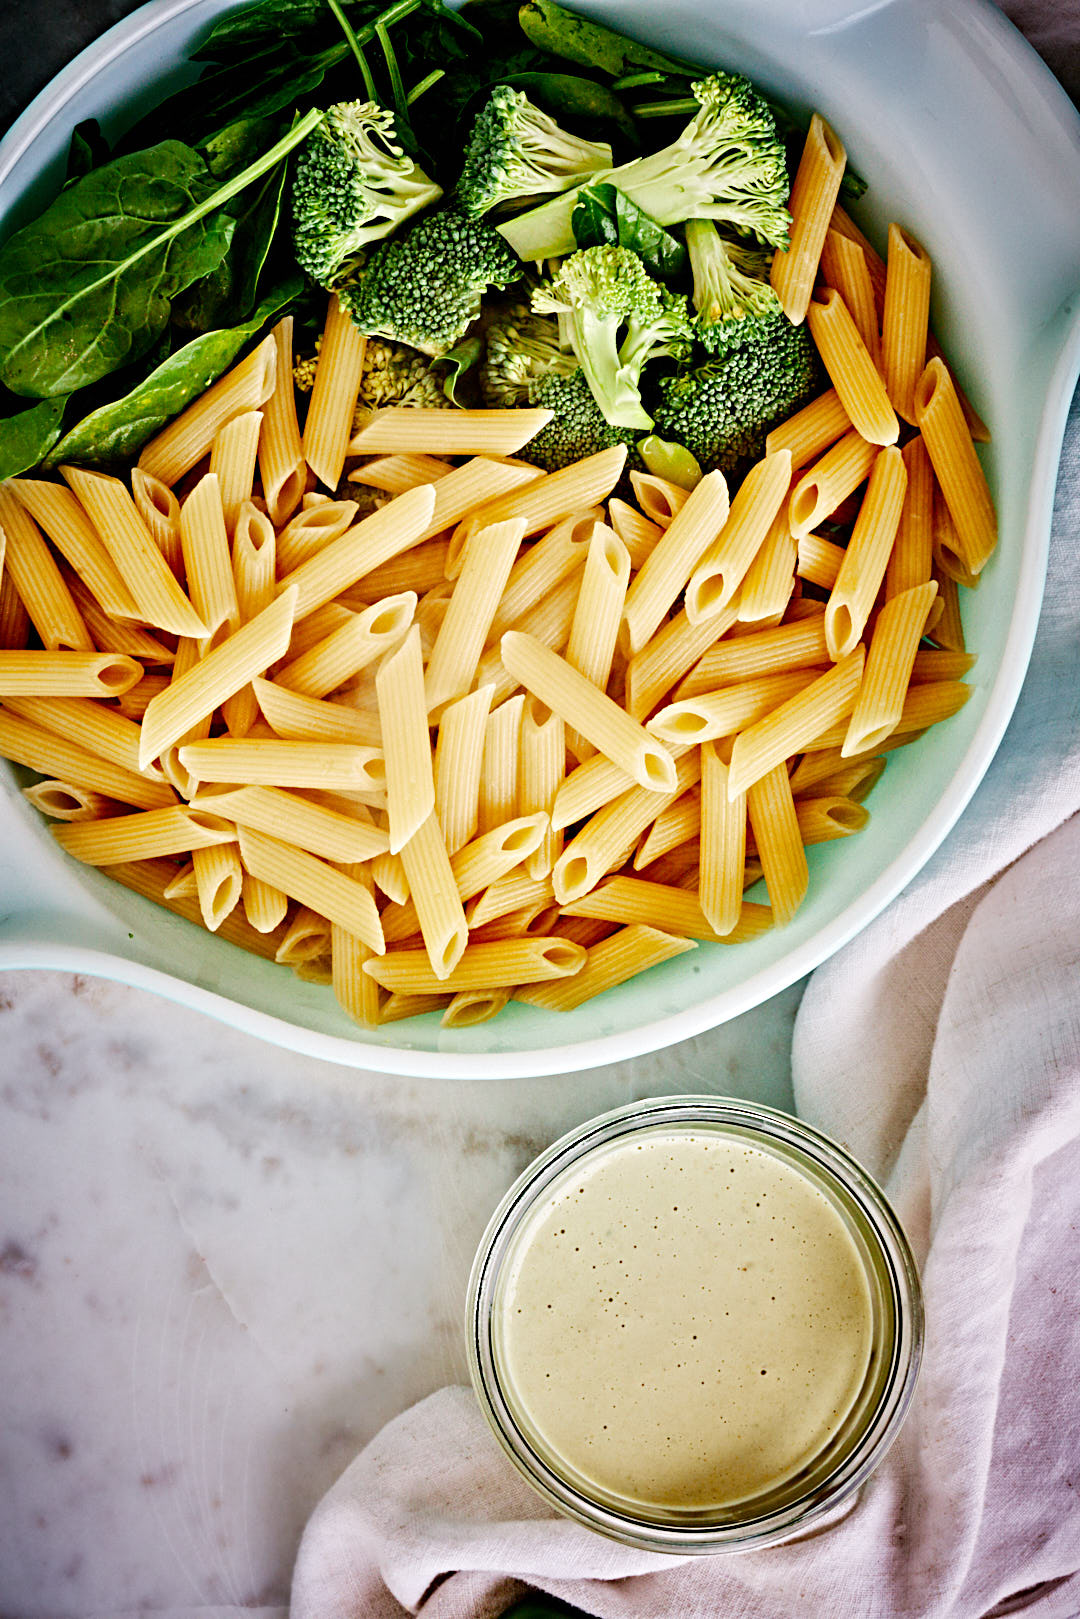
[0,966,802,1611]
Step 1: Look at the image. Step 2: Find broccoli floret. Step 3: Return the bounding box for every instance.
[480,299,578,407]
[533,245,691,431]
[652,314,818,477]
[520,369,639,472]
[291,102,443,288]
[457,85,613,218]
[338,209,521,357]
[685,218,783,356]
[357,339,453,410]
[499,71,791,263]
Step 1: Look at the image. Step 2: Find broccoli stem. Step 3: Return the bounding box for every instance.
[325,0,378,99]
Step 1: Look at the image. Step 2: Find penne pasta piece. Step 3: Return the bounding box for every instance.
[515,925,696,1012]
[275,501,358,576]
[628,471,690,528]
[131,468,184,577]
[0,652,141,697]
[276,483,435,619]
[179,473,240,636]
[478,693,524,835]
[259,317,306,525]
[843,580,938,755]
[450,447,627,555]
[560,877,773,944]
[564,524,631,756]
[796,532,844,592]
[648,668,820,745]
[623,470,730,653]
[0,708,175,810]
[1,693,161,783]
[770,114,847,324]
[349,407,553,456]
[0,552,29,649]
[371,849,408,906]
[180,736,383,792]
[303,295,366,491]
[442,990,510,1028]
[501,631,676,792]
[685,453,791,623]
[283,601,355,661]
[434,683,494,855]
[60,572,173,662]
[426,519,525,710]
[221,504,277,737]
[825,445,907,658]
[787,429,879,540]
[22,779,122,822]
[347,453,454,493]
[60,465,207,638]
[519,696,564,879]
[107,858,287,959]
[338,537,449,604]
[675,614,829,699]
[727,648,865,799]
[364,936,585,994]
[552,753,634,832]
[819,229,881,368]
[624,602,740,724]
[331,862,382,1027]
[139,587,297,767]
[209,410,263,538]
[192,841,244,931]
[162,861,198,900]
[475,569,582,707]
[52,805,235,865]
[0,483,93,651]
[932,494,979,589]
[737,508,797,625]
[467,870,554,930]
[11,480,139,618]
[399,810,469,979]
[881,224,932,424]
[139,336,277,486]
[807,288,898,446]
[885,435,934,599]
[805,676,970,751]
[634,789,699,869]
[553,750,699,905]
[253,677,382,747]
[765,388,851,471]
[607,498,663,569]
[928,568,966,653]
[381,815,547,943]
[747,764,808,927]
[278,591,416,698]
[190,784,388,863]
[914,358,996,576]
[700,743,746,937]
[241,869,289,934]
[236,825,383,950]
[379,991,449,1023]
[275,907,332,964]
[790,754,886,802]
[795,795,870,845]
[910,648,977,684]
[431,462,544,569]
[375,623,434,854]
[487,511,597,643]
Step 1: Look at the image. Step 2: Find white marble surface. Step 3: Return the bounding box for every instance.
[0,968,801,1615]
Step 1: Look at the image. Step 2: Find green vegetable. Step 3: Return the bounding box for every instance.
[0,110,321,401]
[651,313,818,477]
[356,336,456,407]
[571,183,686,281]
[339,208,520,355]
[456,84,611,217]
[0,395,69,480]
[479,298,577,406]
[43,280,302,467]
[637,432,702,488]
[499,71,791,263]
[532,244,691,430]
[520,367,638,471]
[173,154,289,331]
[291,101,442,287]
[517,0,695,81]
[685,217,781,354]
[64,120,109,186]
[502,73,637,143]
[439,336,483,403]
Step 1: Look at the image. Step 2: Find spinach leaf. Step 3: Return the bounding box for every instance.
[502,71,637,142]
[198,115,284,178]
[572,184,686,280]
[439,336,482,405]
[197,0,353,52]
[44,279,302,468]
[0,142,235,399]
[172,156,289,331]
[518,1,696,81]
[64,120,109,187]
[0,395,69,480]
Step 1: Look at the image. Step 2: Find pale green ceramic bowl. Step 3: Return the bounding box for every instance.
[1,0,1079,1076]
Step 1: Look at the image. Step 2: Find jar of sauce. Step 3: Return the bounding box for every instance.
[467,1096,922,1552]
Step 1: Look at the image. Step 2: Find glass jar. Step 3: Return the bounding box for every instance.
[467,1095,922,1554]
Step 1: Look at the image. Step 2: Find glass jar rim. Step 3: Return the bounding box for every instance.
[466,1094,923,1554]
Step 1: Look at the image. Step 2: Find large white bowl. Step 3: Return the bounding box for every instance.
[1,0,1079,1077]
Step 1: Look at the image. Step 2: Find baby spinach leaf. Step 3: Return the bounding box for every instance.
[198,115,284,178]
[64,120,109,186]
[0,141,235,399]
[0,395,70,480]
[518,1,696,81]
[439,336,483,404]
[572,184,686,280]
[173,156,289,331]
[44,279,302,468]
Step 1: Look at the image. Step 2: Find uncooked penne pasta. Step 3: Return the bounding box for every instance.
[796,533,844,592]
[685,453,791,623]
[378,991,449,1023]
[303,295,366,492]
[131,467,184,578]
[431,461,542,567]
[192,841,244,932]
[274,501,358,575]
[807,289,898,446]
[932,495,979,589]
[789,751,887,801]
[478,693,524,835]
[0,693,158,782]
[700,743,746,937]
[375,623,434,854]
[252,678,382,747]
[277,591,416,698]
[0,708,175,810]
[349,407,553,457]
[885,435,934,599]
[788,430,879,539]
[425,519,525,710]
[191,784,387,863]
[795,796,870,845]
[487,512,596,642]
[910,648,977,683]
[209,411,263,538]
[399,811,468,979]
[220,504,277,737]
[332,866,382,1028]
[559,877,773,945]
[634,788,699,868]
[12,480,139,618]
[434,683,494,855]
[915,358,996,576]
[552,753,634,832]
[0,652,141,697]
[819,229,881,369]
[364,936,584,995]
[881,224,932,425]
[806,676,971,751]
[747,764,808,927]
[0,484,93,651]
[727,648,865,799]
[276,483,435,619]
[502,631,676,793]
[340,538,449,604]
[843,581,938,754]
[453,447,627,551]
[442,990,510,1028]
[628,471,691,528]
[0,557,29,650]
[139,335,277,486]
[347,453,454,493]
[553,750,699,905]
[181,736,383,792]
[648,668,819,746]
[624,602,740,724]
[607,498,663,570]
[519,696,564,879]
[564,524,631,755]
[825,445,907,658]
[928,568,966,653]
[237,825,383,951]
[770,113,847,325]
[23,780,121,822]
[107,858,286,960]
[52,805,235,865]
[736,509,797,625]
[381,815,547,943]
[62,573,172,661]
[765,388,850,471]
[623,469,729,653]
[675,614,829,699]
[242,869,289,934]
[515,925,694,1012]
[371,849,408,906]
[259,318,306,525]
[180,473,240,636]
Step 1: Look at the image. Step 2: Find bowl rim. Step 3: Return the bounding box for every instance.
[2,0,1080,1079]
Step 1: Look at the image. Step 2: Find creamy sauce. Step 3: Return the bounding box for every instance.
[497,1128,874,1511]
